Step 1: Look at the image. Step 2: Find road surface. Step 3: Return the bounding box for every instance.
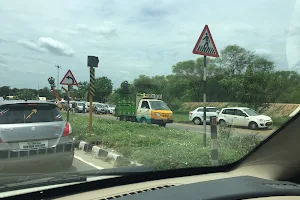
[72,112,274,138]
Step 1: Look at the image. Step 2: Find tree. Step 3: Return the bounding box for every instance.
[94,77,113,102]
[132,75,155,93]
[75,81,89,100]
[15,89,38,100]
[38,87,53,99]
[0,86,10,97]
[240,56,275,110]
[119,81,130,97]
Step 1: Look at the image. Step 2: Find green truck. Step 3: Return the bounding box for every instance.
[115,93,173,127]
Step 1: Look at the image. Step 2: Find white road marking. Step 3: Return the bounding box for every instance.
[74,155,104,170]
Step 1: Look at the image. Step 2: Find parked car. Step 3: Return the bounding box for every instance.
[0,100,74,171]
[75,102,86,113]
[108,105,115,114]
[93,104,106,114]
[217,107,273,130]
[189,107,219,125]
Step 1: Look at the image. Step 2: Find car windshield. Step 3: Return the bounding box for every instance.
[149,100,171,110]
[243,108,259,116]
[0,0,298,192]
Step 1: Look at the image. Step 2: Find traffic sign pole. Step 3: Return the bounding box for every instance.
[59,69,78,123]
[203,55,207,147]
[67,85,71,122]
[192,24,219,148]
[89,67,96,134]
[87,55,99,135]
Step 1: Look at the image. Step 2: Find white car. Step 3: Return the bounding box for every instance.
[217,107,273,129]
[189,107,219,125]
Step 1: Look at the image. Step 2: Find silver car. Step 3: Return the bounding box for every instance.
[0,100,74,172]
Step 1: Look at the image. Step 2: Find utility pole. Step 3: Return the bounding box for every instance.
[55,65,62,90]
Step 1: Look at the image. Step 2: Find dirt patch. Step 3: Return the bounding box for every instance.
[182,102,300,117]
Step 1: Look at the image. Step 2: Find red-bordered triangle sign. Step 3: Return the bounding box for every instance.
[192,25,219,57]
[60,69,78,85]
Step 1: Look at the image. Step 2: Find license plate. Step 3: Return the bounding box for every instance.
[19,140,48,149]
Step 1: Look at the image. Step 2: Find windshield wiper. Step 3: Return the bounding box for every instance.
[0,166,154,192]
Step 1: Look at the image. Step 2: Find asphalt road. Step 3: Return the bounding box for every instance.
[72,112,273,138]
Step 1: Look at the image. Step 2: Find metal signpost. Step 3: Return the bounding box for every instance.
[192,25,219,147]
[60,69,78,122]
[87,56,99,134]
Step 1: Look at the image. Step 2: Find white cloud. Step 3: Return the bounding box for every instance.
[17,37,75,57]
[18,40,46,53]
[38,37,75,57]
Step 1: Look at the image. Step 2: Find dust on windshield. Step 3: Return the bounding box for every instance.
[0,0,298,188]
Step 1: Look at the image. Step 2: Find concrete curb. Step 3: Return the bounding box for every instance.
[76,140,142,166]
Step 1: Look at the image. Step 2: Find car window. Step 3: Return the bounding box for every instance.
[197,108,203,112]
[222,109,234,115]
[141,101,150,109]
[0,103,63,124]
[235,109,247,117]
[207,108,217,112]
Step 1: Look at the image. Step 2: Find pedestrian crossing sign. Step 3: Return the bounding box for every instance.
[192,25,219,57]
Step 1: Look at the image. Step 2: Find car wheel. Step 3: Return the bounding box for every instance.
[140,118,147,124]
[249,122,258,130]
[193,117,201,125]
[61,159,73,169]
[159,123,166,127]
[219,119,227,126]
[120,116,127,121]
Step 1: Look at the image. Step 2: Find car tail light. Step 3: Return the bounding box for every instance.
[0,138,2,142]
[189,112,193,115]
[63,122,72,136]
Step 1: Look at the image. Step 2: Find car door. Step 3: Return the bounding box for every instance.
[206,107,217,122]
[137,100,151,123]
[233,109,249,127]
[223,109,235,125]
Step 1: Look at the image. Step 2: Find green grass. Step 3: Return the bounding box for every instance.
[173,113,189,123]
[272,116,290,128]
[64,113,263,170]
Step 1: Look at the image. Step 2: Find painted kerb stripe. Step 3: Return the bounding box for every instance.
[210,116,218,166]
[90,67,96,96]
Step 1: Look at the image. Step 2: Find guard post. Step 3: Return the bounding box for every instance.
[210,116,218,166]
[87,56,99,134]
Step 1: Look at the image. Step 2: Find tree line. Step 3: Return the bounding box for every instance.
[1,44,300,111]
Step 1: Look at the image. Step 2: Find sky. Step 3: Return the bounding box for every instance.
[0,0,299,89]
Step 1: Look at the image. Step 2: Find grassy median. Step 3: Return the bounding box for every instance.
[65,113,263,170]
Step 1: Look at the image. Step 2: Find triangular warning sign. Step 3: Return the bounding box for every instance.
[192,25,219,57]
[60,70,78,85]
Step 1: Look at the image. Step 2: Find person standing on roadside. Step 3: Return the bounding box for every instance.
[83,103,86,113]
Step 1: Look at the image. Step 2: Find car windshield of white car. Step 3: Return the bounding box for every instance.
[243,109,259,116]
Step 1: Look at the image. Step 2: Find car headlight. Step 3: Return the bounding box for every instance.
[155,112,160,117]
[259,119,265,122]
